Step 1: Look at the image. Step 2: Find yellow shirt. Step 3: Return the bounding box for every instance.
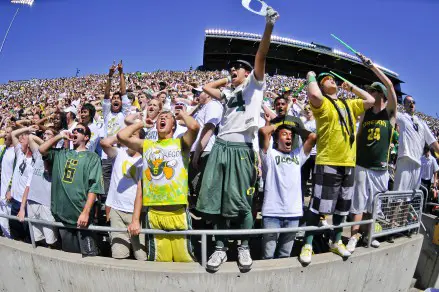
[142,138,189,206]
[311,97,365,167]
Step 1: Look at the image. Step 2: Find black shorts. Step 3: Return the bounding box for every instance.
[59,228,99,256]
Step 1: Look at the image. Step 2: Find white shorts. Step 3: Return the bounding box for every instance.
[0,199,11,238]
[27,201,58,245]
[394,157,421,191]
[350,165,389,214]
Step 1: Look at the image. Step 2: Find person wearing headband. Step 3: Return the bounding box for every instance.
[299,70,374,265]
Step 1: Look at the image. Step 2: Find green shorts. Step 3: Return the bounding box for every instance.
[196,138,258,217]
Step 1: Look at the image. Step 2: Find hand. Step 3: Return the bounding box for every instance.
[17,208,25,222]
[307,71,316,79]
[143,118,154,129]
[117,60,123,74]
[265,7,279,25]
[60,130,73,140]
[174,105,186,120]
[264,113,272,123]
[109,61,117,77]
[28,125,39,133]
[5,191,12,203]
[358,53,373,68]
[128,220,141,236]
[77,211,89,228]
[341,82,353,92]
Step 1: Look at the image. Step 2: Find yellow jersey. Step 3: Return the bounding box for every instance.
[311,97,364,167]
[142,138,189,206]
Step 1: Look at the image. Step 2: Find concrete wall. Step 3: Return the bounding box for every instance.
[0,235,423,292]
[415,214,439,289]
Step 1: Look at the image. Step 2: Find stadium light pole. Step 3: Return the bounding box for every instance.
[0,0,34,56]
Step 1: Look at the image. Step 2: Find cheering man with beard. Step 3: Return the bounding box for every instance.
[196,7,279,271]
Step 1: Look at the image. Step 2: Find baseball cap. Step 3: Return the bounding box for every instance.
[317,72,335,86]
[229,60,253,72]
[192,87,203,95]
[64,106,78,116]
[365,82,388,98]
[282,87,291,93]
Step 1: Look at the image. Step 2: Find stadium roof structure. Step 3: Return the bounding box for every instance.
[202,29,405,99]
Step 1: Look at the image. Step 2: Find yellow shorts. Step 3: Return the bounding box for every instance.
[145,207,195,262]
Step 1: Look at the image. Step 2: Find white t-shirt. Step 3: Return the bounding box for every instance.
[11,144,34,203]
[190,100,223,153]
[304,119,317,156]
[218,71,265,142]
[105,148,143,213]
[397,113,436,166]
[420,155,439,182]
[144,121,159,142]
[174,124,187,139]
[27,150,51,207]
[86,122,104,152]
[0,146,15,200]
[261,147,308,217]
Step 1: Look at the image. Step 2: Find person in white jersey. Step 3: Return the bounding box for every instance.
[196,7,279,272]
[9,126,37,242]
[189,89,223,208]
[101,130,146,260]
[0,126,15,238]
[17,128,59,247]
[420,145,439,205]
[394,95,439,191]
[259,122,316,259]
[301,104,317,200]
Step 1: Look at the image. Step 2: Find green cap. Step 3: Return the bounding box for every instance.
[365,82,388,98]
[317,72,335,85]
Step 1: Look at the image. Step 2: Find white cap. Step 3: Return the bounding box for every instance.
[64,106,78,116]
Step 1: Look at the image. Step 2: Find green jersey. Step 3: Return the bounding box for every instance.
[356,108,393,170]
[45,149,104,226]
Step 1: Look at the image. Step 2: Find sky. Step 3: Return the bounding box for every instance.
[0,0,437,116]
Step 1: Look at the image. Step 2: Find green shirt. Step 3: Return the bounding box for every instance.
[45,149,104,226]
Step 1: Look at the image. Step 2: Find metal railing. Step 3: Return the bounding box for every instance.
[0,190,423,268]
[370,190,423,246]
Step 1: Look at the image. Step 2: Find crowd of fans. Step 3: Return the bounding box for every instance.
[0,7,438,272]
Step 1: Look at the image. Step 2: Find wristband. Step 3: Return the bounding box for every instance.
[308,75,317,83]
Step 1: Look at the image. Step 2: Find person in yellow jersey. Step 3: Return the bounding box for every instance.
[118,106,200,262]
[299,71,375,265]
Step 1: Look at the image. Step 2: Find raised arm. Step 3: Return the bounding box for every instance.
[104,63,117,100]
[39,130,70,156]
[359,53,397,121]
[100,135,118,159]
[117,122,144,154]
[11,125,38,147]
[117,60,127,96]
[176,107,200,153]
[258,124,276,153]
[202,78,229,101]
[28,134,44,153]
[254,7,279,81]
[307,71,324,108]
[302,132,317,156]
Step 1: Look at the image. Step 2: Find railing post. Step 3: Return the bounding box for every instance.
[201,233,207,268]
[28,221,36,248]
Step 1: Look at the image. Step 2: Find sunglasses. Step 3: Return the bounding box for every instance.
[73,128,86,135]
[407,100,416,105]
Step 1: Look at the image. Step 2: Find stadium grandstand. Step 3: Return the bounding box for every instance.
[202,29,406,103]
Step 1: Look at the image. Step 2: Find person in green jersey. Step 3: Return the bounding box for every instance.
[346,53,398,253]
[39,123,104,256]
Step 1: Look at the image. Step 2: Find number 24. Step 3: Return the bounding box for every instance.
[367,128,380,141]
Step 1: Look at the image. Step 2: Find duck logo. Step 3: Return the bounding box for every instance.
[145,149,177,181]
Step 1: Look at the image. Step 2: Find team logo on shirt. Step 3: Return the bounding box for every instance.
[275,155,299,165]
[122,161,138,180]
[145,149,177,181]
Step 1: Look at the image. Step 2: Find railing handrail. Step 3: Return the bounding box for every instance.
[0,213,373,235]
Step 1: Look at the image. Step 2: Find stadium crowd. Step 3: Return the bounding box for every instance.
[0,7,438,271]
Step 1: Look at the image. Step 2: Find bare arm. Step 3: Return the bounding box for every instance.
[28,134,44,153]
[124,112,143,126]
[262,104,277,120]
[306,71,324,108]
[77,192,97,228]
[254,8,278,81]
[359,53,397,123]
[39,131,69,156]
[128,180,143,236]
[258,124,276,153]
[104,64,116,99]
[177,109,200,153]
[117,122,144,153]
[302,132,317,156]
[11,125,38,147]
[202,78,228,101]
[100,136,118,159]
[342,82,375,110]
[192,124,215,169]
[430,141,439,156]
[118,61,127,96]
